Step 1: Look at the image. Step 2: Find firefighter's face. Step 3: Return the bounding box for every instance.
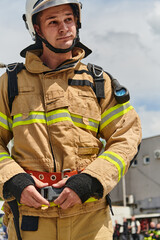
[34,4,77,50]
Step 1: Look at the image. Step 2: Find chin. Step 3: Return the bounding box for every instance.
[57,40,74,49]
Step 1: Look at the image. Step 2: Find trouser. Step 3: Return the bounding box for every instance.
[113,236,120,240]
[132,233,140,240]
[121,234,129,240]
[7,207,113,240]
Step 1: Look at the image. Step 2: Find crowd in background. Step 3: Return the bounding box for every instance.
[0,215,8,240]
[113,216,160,240]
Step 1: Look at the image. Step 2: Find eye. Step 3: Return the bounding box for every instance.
[49,20,58,26]
[65,17,73,23]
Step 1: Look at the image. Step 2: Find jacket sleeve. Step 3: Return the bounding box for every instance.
[0,73,25,199]
[83,72,142,197]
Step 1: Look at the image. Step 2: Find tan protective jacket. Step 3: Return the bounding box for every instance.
[0,46,142,218]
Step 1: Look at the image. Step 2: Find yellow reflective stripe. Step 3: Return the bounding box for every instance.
[73,122,97,132]
[41,197,97,208]
[0,152,12,162]
[70,113,99,133]
[12,109,99,133]
[100,102,133,131]
[19,197,98,209]
[107,151,126,176]
[0,112,12,130]
[46,109,72,125]
[12,112,46,128]
[46,109,69,117]
[85,197,98,203]
[47,109,99,133]
[98,151,126,181]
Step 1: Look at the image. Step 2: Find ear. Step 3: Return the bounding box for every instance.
[34,24,42,36]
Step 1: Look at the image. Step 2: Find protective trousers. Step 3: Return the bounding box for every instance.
[7,207,113,240]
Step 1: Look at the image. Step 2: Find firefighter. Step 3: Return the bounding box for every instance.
[144,222,156,240]
[155,223,160,240]
[0,0,142,239]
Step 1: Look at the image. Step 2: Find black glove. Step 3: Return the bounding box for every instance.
[65,173,103,203]
[3,173,35,203]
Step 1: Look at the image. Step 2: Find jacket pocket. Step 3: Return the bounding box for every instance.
[75,134,101,169]
[11,93,44,118]
[19,86,35,93]
[68,89,101,122]
[21,216,39,231]
[45,90,69,111]
[76,147,100,169]
[78,147,100,155]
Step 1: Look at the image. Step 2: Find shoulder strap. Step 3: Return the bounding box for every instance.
[7,62,25,112]
[87,63,105,100]
[87,63,130,104]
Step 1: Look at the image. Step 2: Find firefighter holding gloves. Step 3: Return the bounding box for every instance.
[0,0,142,239]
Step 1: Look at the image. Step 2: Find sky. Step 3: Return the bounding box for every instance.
[0,0,160,139]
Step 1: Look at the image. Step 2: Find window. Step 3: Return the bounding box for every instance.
[143,156,150,165]
[132,159,138,167]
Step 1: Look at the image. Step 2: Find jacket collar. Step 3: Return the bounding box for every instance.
[21,41,92,58]
[25,46,88,74]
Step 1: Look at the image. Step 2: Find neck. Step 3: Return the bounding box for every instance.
[40,44,73,70]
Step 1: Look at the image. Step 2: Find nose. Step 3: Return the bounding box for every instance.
[58,21,68,34]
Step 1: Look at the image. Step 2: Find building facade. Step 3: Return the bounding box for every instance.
[111,135,160,216]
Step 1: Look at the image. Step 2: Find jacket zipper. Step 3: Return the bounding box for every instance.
[41,74,57,172]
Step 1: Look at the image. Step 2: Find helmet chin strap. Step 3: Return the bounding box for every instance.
[37,34,79,54]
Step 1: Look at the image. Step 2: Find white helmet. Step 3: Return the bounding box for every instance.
[23,0,82,41]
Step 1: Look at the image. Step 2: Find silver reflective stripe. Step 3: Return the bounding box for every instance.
[103,152,123,179]
[0,152,12,162]
[71,115,99,130]
[101,102,131,126]
[100,102,133,131]
[0,112,12,131]
[98,151,126,181]
[12,110,99,132]
[12,112,46,128]
[46,111,71,124]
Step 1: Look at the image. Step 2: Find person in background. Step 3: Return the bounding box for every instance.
[113,220,121,240]
[129,216,141,240]
[154,223,160,240]
[121,218,129,240]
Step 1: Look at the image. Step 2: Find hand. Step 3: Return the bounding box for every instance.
[53,178,82,209]
[20,177,50,208]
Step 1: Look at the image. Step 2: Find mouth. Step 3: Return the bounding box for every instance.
[57,35,72,41]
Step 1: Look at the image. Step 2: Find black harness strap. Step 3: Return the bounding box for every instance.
[7,63,24,113]
[106,194,114,216]
[8,200,22,240]
[68,79,94,89]
[68,64,105,100]
[87,63,105,99]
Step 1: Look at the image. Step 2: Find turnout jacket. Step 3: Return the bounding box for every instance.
[0,46,142,217]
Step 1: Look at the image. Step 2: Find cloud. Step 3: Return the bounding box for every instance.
[138,106,160,138]
[80,0,160,138]
[148,1,160,35]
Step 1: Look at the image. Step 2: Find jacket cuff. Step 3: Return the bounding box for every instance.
[3,173,35,202]
[65,173,103,203]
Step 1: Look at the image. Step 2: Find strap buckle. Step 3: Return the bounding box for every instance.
[61,168,72,179]
[92,64,103,78]
[40,186,64,202]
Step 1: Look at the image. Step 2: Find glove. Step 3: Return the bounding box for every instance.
[65,173,103,203]
[3,173,35,202]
